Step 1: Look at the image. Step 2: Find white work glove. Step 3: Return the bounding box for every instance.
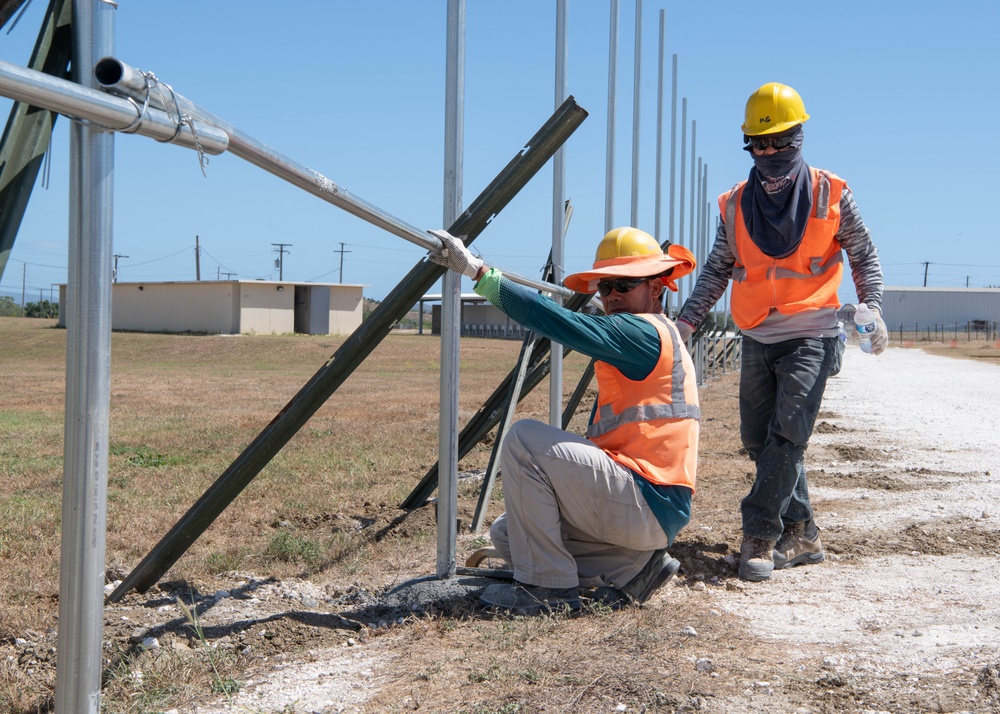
[675,319,695,342]
[869,310,888,355]
[427,229,483,279]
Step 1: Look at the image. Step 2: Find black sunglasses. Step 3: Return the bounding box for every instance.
[596,277,647,297]
[747,134,796,151]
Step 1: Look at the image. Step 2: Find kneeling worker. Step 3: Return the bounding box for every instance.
[430,227,699,615]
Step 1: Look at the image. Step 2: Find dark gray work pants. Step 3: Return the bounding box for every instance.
[739,335,841,541]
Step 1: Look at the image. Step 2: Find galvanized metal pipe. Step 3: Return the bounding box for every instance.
[604,0,618,232]
[0,58,228,154]
[689,120,696,302]
[668,54,677,249]
[438,0,465,580]
[654,9,666,312]
[550,0,568,428]
[55,2,115,711]
[92,56,571,299]
[678,97,686,302]
[630,0,642,226]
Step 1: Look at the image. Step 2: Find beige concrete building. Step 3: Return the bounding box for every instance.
[57,280,364,335]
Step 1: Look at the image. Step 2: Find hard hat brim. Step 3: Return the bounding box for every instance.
[564,246,696,294]
[741,114,809,136]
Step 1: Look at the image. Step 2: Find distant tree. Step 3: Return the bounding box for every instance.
[23,300,58,318]
[0,296,20,317]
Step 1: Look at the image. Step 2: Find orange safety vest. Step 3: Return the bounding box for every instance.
[587,314,699,491]
[721,167,847,330]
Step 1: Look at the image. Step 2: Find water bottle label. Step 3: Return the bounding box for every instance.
[856,322,876,335]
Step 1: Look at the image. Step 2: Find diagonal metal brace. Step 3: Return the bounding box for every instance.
[0,0,71,283]
[106,96,588,603]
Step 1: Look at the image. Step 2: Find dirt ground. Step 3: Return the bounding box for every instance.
[4,342,1000,713]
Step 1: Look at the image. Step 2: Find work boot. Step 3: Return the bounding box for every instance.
[479,581,580,615]
[773,521,825,569]
[586,549,681,610]
[738,536,776,582]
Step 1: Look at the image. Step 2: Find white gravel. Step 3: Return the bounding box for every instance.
[712,345,1000,677]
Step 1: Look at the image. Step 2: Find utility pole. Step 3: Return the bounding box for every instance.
[21,262,26,317]
[334,242,351,283]
[922,261,930,287]
[272,243,292,281]
[112,254,128,283]
[195,235,201,281]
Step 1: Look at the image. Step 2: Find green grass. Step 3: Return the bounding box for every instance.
[110,443,186,468]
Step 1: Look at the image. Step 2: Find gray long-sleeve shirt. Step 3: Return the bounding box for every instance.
[677,184,884,344]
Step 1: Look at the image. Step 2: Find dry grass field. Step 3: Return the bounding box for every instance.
[2,317,999,713]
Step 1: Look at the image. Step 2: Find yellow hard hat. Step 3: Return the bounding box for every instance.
[742,82,810,136]
[564,227,696,294]
[594,227,662,262]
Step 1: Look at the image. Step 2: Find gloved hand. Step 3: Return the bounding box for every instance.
[675,319,695,342]
[870,310,888,355]
[428,229,483,279]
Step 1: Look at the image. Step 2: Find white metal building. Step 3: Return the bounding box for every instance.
[57,280,364,335]
[880,287,1000,329]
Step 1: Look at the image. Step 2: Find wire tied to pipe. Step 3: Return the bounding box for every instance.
[72,65,210,176]
[135,69,209,176]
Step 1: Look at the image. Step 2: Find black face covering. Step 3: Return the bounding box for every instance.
[739,127,812,258]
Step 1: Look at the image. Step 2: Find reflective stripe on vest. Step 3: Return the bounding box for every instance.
[720,168,846,329]
[586,314,699,490]
[724,170,833,281]
[586,314,700,439]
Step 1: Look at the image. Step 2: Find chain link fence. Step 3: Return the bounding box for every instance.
[893,320,999,344]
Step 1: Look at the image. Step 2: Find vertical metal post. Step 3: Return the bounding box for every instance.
[653,10,665,242]
[696,158,705,319]
[604,0,619,232]
[701,164,709,280]
[678,98,686,300]
[550,0,567,427]
[668,54,677,249]
[654,10,666,312]
[56,1,115,712]
[688,119,696,302]
[437,0,465,579]
[629,0,642,226]
[696,156,703,264]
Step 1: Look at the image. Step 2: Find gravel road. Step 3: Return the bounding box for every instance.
[711,345,1000,705]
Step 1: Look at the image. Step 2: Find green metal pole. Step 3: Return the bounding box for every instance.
[0,0,71,283]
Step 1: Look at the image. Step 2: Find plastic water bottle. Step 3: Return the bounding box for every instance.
[837,320,848,347]
[854,303,876,354]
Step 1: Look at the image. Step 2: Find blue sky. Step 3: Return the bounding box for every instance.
[2,1,998,307]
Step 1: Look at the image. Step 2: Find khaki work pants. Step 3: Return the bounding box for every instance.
[489,419,668,590]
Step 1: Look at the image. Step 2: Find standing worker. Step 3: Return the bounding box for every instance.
[675,82,886,582]
[430,227,699,614]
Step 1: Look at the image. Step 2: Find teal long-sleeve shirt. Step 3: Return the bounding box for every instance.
[473,268,692,544]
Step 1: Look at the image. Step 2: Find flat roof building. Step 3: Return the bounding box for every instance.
[57,280,364,335]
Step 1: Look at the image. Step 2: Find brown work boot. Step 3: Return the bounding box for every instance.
[773,521,825,569]
[738,536,776,581]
